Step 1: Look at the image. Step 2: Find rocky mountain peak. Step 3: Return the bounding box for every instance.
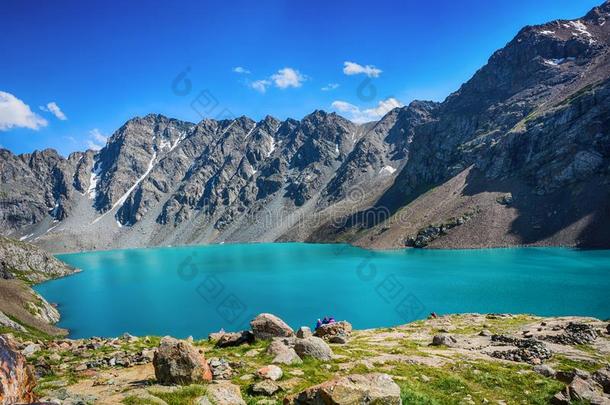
[584,0,610,22]
[2,2,609,250]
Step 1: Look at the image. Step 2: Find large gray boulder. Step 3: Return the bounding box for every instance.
[250,313,294,340]
[153,337,212,385]
[551,377,608,404]
[267,339,302,365]
[294,337,333,361]
[285,373,401,404]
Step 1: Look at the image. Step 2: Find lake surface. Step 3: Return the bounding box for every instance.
[35,243,610,339]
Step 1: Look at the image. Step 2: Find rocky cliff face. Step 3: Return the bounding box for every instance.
[1,2,609,251]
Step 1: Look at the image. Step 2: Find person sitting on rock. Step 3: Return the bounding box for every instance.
[315,319,322,330]
[328,316,336,324]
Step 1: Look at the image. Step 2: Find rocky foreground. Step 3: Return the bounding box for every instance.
[1,313,610,405]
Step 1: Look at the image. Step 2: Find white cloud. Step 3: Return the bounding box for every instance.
[233,66,251,74]
[249,67,306,93]
[343,61,382,78]
[39,101,67,120]
[250,79,271,93]
[321,83,340,91]
[86,128,107,150]
[0,91,48,131]
[270,68,305,89]
[331,97,403,123]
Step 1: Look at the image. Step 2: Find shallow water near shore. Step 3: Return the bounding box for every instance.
[35,243,610,339]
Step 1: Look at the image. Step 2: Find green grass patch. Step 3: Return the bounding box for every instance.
[148,385,206,405]
[553,355,603,373]
[0,314,55,341]
[122,396,160,405]
[386,359,562,405]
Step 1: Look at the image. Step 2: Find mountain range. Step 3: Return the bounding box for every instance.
[1,1,609,252]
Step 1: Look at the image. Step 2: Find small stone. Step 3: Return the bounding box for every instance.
[121,333,137,342]
[533,365,556,378]
[256,365,283,381]
[296,326,312,339]
[22,343,41,357]
[479,330,492,337]
[244,349,260,357]
[48,353,61,363]
[328,335,348,344]
[198,382,246,405]
[431,334,457,347]
[251,380,281,396]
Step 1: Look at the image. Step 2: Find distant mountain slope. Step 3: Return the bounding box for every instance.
[1,2,609,251]
[0,237,76,336]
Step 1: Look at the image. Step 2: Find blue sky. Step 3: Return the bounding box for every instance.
[0,0,602,155]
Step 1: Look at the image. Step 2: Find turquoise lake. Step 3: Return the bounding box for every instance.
[35,243,610,339]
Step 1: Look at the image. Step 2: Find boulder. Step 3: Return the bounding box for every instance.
[533,364,556,378]
[251,314,294,340]
[267,339,302,365]
[431,334,457,347]
[215,331,255,348]
[556,369,590,384]
[314,321,352,340]
[552,376,608,404]
[294,337,333,361]
[208,358,234,380]
[256,365,283,381]
[285,373,401,404]
[198,382,246,405]
[22,343,41,357]
[593,367,610,394]
[153,337,212,385]
[296,327,313,339]
[251,380,281,396]
[272,349,302,366]
[0,335,37,404]
[328,335,348,344]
